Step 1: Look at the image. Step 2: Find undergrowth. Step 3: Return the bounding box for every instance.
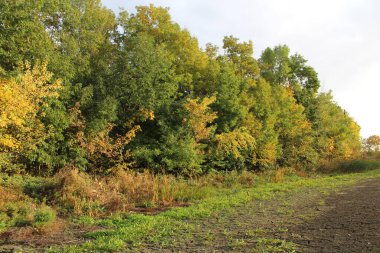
[319,158,380,173]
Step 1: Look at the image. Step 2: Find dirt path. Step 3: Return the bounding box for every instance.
[143,178,380,252]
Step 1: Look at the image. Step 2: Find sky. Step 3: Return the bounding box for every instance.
[102,0,380,138]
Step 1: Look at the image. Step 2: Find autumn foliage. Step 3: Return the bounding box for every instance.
[0,2,363,177]
[0,62,61,172]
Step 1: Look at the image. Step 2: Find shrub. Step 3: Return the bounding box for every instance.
[53,168,104,216]
[33,206,56,227]
[0,185,37,228]
[23,177,57,203]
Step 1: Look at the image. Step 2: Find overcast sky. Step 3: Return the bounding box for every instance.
[102,0,380,138]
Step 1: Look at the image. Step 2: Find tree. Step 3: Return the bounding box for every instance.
[213,61,245,133]
[119,4,209,95]
[223,36,259,78]
[0,0,54,76]
[112,33,178,126]
[259,45,291,86]
[0,62,61,172]
[363,135,380,153]
[313,92,361,162]
[0,0,116,81]
[131,101,204,176]
[273,86,317,168]
[248,78,279,169]
[259,45,320,119]
[0,3,362,175]
[0,0,120,173]
[183,96,217,143]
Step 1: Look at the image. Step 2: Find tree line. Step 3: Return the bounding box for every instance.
[0,1,361,176]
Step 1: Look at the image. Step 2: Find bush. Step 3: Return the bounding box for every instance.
[23,177,57,203]
[0,184,53,229]
[33,206,56,227]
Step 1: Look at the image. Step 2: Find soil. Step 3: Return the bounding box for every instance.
[0,219,101,252]
[290,178,380,253]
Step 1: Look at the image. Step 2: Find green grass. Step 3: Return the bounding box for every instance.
[45,168,380,253]
[253,238,296,253]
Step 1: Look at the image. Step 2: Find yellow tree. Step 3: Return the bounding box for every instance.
[0,62,61,171]
[364,135,380,153]
[69,102,144,174]
[183,96,217,143]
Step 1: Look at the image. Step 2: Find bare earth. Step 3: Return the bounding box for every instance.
[291,178,380,253]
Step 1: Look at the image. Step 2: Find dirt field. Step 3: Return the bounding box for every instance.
[143,178,380,252]
[290,178,380,253]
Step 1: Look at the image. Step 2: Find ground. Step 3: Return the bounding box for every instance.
[291,178,380,253]
[0,176,379,252]
[142,178,380,252]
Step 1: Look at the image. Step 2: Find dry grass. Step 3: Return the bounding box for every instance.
[51,169,188,216]
[48,168,258,217]
[107,169,180,206]
[273,168,286,183]
[295,170,309,178]
[196,170,256,188]
[53,169,104,216]
[0,168,258,226]
[0,186,23,209]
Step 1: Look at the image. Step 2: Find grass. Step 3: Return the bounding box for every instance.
[254,238,296,253]
[42,168,380,252]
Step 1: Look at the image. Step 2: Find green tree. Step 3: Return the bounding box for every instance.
[273,86,317,168]
[313,92,361,162]
[119,5,209,95]
[249,78,279,169]
[259,45,320,119]
[213,61,245,133]
[223,36,259,78]
[259,45,291,86]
